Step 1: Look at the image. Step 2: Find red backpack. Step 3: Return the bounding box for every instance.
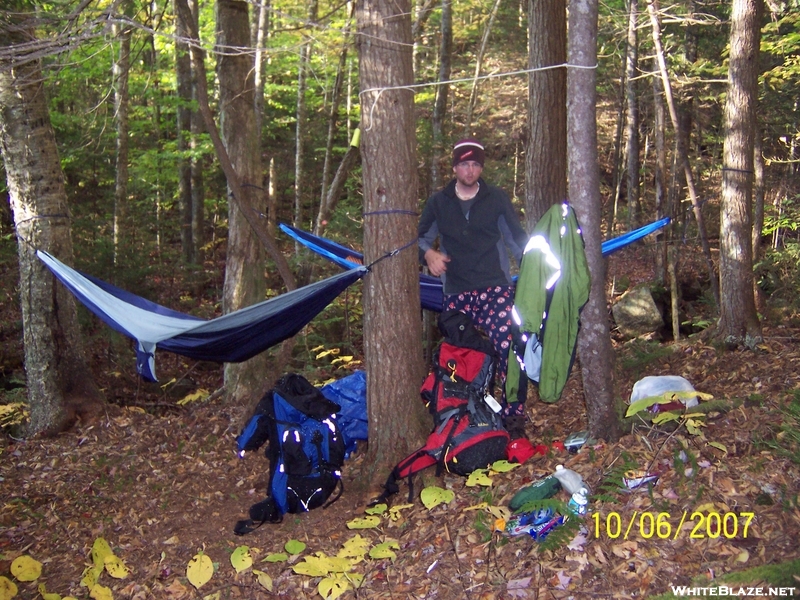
[375,311,510,503]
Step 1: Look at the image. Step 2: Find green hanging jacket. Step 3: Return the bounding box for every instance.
[505,203,591,403]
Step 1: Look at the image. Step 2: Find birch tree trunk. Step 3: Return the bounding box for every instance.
[357,0,428,486]
[718,0,763,345]
[525,0,567,227]
[0,19,105,436]
[567,0,621,442]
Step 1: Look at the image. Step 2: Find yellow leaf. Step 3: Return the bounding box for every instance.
[707,441,728,453]
[89,584,113,600]
[230,546,252,574]
[388,504,413,521]
[91,538,114,569]
[80,566,103,589]
[464,502,489,511]
[345,515,381,529]
[736,550,750,563]
[465,470,493,487]
[176,388,210,406]
[10,555,42,582]
[420,486,455,509]
[292,555,331,577]
[0,576,18,600]
[37,584,61,600]
[490,460,520,473]
[262,553,288,563]
[318,575,350,600]
[104,554,130,579]
[186,552,214,589]
[284,540,306,555]
[364,504,387,515]
[369,540,399,562]
[252,569,273,592]
[486,505,512,521]
[338,535,371,559]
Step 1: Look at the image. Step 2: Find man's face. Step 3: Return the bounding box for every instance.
[453,161,483,187]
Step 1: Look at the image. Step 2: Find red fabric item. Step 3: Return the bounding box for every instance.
[506,438,536,464]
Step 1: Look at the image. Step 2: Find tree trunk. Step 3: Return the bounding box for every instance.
[216,0,271,404]
[189,0,206,265]
[294,0,319,242]
[525,0,567,227]
[464,0,503,136]
[646,0,720,307]
[175,0,296,289]
[0,21,105,436]
[113,3,132,266]
[429,0,452,195]
[652,58,668,286]
[318,5,354,226]
[567,0,621,443]
[624,0,640,230]
[175,0,194,263]
[314,131,361,236]
[718,0,763,345]
[357,0,428,488]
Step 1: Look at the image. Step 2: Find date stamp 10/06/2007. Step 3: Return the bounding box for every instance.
[592,510,755,541]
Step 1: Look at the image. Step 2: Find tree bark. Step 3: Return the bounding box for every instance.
[314,131,361,236]
[175,0,193,263]
[567,0,621,443]
[652,56,668,286]
[464,0,503,136]
[175,0,296,289]
[215,0,272,405]
[293,0,318,242]
[525,0,567,227]
[646,0,720,307]
[0,20,105,436]
[357,0,428,487]
[112,3,132,266]
[429,0,452,195]
[718,0,763,345]
[624,0,640,230]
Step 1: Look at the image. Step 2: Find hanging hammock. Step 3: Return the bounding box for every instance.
[37,250,367,381]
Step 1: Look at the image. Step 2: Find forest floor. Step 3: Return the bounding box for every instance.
[2,243,800,599]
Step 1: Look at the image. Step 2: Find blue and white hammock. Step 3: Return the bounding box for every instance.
[37,250,366,382]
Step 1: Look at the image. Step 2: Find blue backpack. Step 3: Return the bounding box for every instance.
[234,374,346,535]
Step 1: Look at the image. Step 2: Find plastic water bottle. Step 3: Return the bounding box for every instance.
[567,487,589,515]
[553,465,588,495]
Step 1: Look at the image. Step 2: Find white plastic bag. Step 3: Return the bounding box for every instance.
[629,375,699,409]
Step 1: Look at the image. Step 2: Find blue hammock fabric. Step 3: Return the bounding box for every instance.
[280,217,671,312]
[37,250,367,382]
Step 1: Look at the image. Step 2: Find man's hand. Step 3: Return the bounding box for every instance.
[424,249,450,277]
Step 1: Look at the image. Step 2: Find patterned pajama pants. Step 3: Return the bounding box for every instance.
[443,285,525,417]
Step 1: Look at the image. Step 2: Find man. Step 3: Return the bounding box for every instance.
[418,139,529,438]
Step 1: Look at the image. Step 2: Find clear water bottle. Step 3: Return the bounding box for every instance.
[567,487,589,515]
[553,464,588,495]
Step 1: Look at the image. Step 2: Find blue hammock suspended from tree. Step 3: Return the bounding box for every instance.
[37,250,367,382]
[280,217,671,312]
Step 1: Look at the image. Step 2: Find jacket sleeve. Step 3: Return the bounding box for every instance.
[497,191,528,265]
[418,196,440,259]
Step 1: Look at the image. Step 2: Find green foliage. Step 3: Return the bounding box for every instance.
[617,340,674,380]
[755,240,800,304]
[755,390,800,465]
